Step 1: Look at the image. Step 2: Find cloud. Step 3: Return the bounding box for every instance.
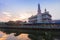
[2,11,11,17]
[0,11,12,22]
[0,0,60,22]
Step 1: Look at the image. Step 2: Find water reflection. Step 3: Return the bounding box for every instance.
[0,31,31,40]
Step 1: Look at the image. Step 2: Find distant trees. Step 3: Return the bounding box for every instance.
[5,21,15,25]
[5,20,27,26]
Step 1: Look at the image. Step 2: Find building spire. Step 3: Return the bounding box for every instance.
[45,8,47,12]
[38,3,41,14]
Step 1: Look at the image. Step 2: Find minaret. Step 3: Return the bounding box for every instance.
[38,3,41,14]
[45,8,47,12]
[37,3,42,23]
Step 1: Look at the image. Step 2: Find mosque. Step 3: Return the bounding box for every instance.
[28,3,52,23]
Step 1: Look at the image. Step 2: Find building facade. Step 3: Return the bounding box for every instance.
[28,3,52,23]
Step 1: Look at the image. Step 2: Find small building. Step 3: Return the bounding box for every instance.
[52,20,60,23]
[28,3,52,23]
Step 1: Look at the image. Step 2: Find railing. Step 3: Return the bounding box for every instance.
[0,23,60,29]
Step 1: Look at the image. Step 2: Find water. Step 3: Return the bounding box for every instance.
[0,31,31,40]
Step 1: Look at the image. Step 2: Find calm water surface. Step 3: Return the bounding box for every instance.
[0,31,31,40]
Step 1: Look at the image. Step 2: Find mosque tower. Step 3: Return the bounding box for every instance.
[28,3,52,23]
[38,3,41,14]
[37,3,42,23]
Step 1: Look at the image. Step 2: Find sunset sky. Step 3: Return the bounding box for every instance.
[0,0,60,22]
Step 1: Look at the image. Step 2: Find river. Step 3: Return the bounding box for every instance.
[0,31,31,40]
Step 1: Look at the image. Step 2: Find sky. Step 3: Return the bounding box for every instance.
[0,0,60,22]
